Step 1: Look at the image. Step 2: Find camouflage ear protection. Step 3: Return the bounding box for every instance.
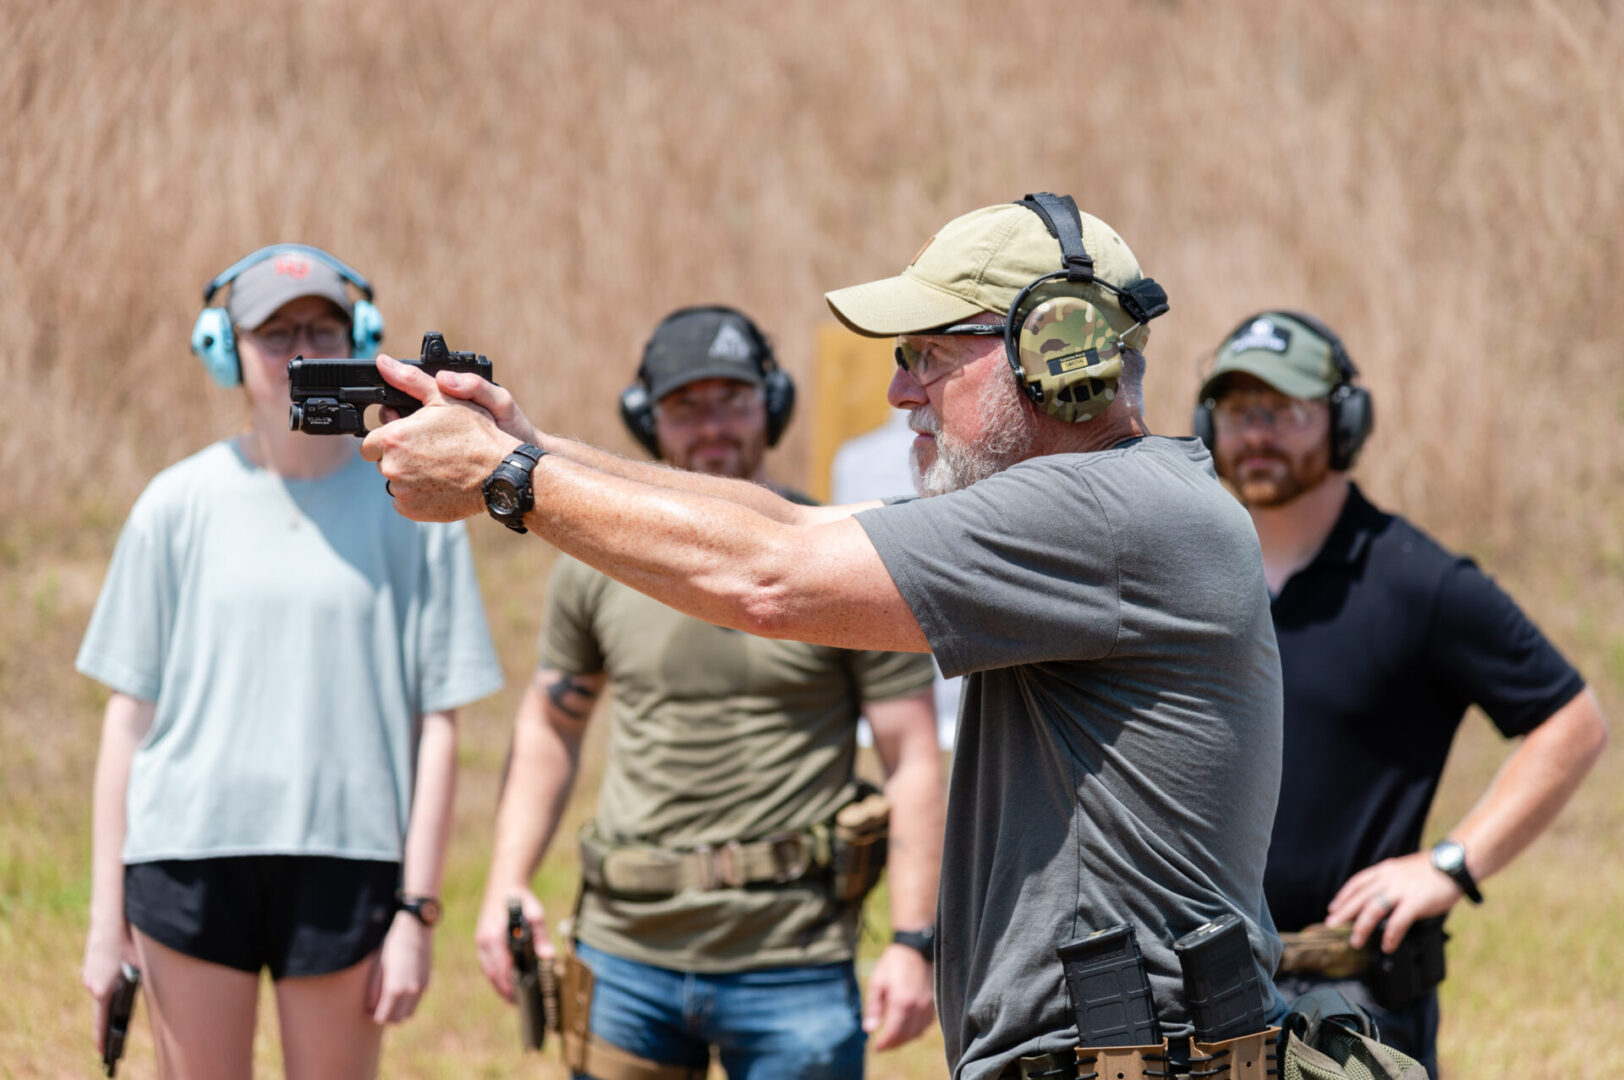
[1193,310,1374,471]
[619,306,796,457]
[190,244,384,388]
[1005,194,1170,423]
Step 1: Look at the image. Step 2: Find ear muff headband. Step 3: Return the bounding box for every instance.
[1194,310,1374,470]
[191,244,385,387]
[619,306,796,457]
[1005,194,1169,423]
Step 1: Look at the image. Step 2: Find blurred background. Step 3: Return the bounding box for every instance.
[2,1,1621,1076]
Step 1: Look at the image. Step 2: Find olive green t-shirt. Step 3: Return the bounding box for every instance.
[543,554,934,972]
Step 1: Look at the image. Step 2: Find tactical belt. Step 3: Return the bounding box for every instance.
[578,823,834,897]
[998,1030,1280,1080]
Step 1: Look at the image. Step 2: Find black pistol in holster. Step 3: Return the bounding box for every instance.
[1365,914,1448,1011]
[507,900,561,1052]
[288,331,494,435]
[102,962,141,1077]
[1175,914,1279,1078]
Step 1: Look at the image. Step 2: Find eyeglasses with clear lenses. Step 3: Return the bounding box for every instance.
[894,322,1007,386]
[655,383,764,425]
[247,320,351,356]
[1211,390,1326,435]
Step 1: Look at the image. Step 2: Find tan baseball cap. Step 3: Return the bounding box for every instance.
[824,201,1153,351]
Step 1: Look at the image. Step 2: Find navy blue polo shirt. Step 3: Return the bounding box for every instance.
[1264,484,1585,932]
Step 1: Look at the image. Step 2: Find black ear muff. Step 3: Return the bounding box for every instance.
[618,382,661,457]
[1192,399,1216,455]
[761,367,796,447]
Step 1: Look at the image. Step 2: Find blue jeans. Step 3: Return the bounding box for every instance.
[574,940,866,1080]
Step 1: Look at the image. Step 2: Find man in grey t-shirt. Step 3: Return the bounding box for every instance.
[361,195,1287,1079]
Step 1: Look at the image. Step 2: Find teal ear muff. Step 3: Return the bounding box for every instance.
[191,307,242,388]
[350,299,384,360]
[191,244,385,385]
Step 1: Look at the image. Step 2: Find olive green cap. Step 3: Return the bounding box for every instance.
[1200,314,1340,402]
[824,202,1152,351]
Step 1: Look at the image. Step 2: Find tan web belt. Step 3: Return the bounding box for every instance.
[578,824,833,897]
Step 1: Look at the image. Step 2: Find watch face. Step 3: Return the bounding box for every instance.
[418,897,443,926]
[1434,841,1464,872]
[488,481,519,514]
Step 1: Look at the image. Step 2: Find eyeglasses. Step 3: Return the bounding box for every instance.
[655,383,764,425]
[246,320,351,356]
[894,322,1007,386]
[1210,390,1326,435]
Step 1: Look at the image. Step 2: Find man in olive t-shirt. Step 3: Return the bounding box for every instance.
[474,307,944,1079]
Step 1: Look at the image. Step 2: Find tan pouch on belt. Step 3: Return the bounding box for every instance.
[1191,1027,1281,1079]
[1074,1041,1169,1080]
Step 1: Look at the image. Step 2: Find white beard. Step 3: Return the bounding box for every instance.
[910,377,1036,497]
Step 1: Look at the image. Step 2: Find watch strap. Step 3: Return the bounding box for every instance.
[395,892,443,927]
[1431,841,1483,905]
[892,926,936,961]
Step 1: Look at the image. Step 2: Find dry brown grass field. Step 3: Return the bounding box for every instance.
[3,1,1622,1076]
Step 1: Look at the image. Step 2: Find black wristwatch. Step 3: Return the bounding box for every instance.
[1429,839,1483,905]
[482,443,546,534]
[892,926,936,962]
[396,893,443,927]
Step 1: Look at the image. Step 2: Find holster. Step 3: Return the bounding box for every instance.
[1364,916,1447,1011]
[1189,1028,1281,1079]
[830,780,890,904]
[558,944,704,1080]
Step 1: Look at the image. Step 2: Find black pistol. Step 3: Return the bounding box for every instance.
[507,899,555,1051]
[1057,924,1163,1048]
[102,962,141,1077]
[1174,913,1269,1045]
[288,331,493,435]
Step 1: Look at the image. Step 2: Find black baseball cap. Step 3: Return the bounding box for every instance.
[640,308,770,400]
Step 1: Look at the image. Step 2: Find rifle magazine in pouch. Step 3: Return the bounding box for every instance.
[830,782,889,903]
[560,947,595,1075]
[1190,1028,1281,1079]
[1364,916,1447,1011]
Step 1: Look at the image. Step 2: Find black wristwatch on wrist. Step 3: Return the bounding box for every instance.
[482,443,546,534]
[892,926,936,962]
[395,893,443,927]
[1429,839,1483,905]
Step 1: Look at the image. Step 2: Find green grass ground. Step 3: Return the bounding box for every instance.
[2,534,1618,1078]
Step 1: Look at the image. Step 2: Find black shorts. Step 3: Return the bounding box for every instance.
[124,855,399,979]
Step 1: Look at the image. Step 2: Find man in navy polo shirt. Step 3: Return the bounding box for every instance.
[1196,311,1609,1076]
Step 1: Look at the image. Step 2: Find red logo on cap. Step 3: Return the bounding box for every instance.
[272,254,312,279]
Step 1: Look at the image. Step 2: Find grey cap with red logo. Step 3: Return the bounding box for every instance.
[226,250,355,330]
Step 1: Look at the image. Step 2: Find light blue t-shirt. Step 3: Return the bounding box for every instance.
[76,439,504,864]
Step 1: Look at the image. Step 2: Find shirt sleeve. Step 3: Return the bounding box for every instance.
[855,459,1121,678]
[75,490,177,702]
[415,521,506,714]
[1426,558,1586,738]
[539,556,607,676]
[848,648,937,704]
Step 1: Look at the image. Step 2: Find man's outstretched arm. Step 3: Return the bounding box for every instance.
[360,356,929,655]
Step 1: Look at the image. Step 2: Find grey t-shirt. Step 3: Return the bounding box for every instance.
[857,436,1284,1079]
[76,440,504,864]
